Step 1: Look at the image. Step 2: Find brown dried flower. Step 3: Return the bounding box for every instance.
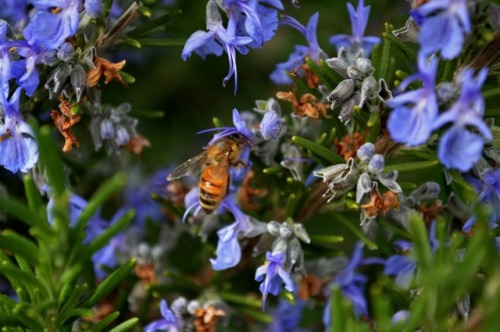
[361,190,400,217]
[51,96,82,152]
[335,132,365,161]
[194,305,225,332]
[87,57,127,87]
[276,91,330,119]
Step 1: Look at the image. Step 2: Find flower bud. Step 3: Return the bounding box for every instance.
[70,64,86,102]
[357,143,375,163]
[279,223,292,238]
[187,300,200,315]
[57,42,75,62]
[293,223,310,244]
[359,76,377,107]
[115,127,130,146]
[171,297,188,316]
[85,0,104,18]
[100,119,114,139]
[327,79,354,109]
[356,58,374,74]
[260,110,281,140]
[356,173,372,203]
[368,154,385,174]
[267,221,280,235]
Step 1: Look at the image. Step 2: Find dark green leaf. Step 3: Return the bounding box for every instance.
[108,318,139,332]
[292,136,345,165]
[81,259,136,308]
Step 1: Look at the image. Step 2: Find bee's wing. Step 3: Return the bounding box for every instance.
[167,153,207,180]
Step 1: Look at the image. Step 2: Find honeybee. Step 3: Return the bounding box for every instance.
[167,135,248,214]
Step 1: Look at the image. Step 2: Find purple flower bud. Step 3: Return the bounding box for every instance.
[357,142,375,163]
[99,119,114,139]
[368,154,384,173]
[115,127,130,146]
[260,110,281,140]
[57,42,75,62]
[85,0,104,18]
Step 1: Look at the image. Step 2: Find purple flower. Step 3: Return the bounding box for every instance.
[224,0,283,48]
[84,0,103,18]
[271,13,325,85]
[201,109,254,145]
[0,88,38,173]
[383,241,417,289]
[255,251,295,310]
[463,168,500,232]
[0,22,41,97]
[260,110,281,140]
[182,0,253,93]
[209,195,254,270]
[417,0,471,59]
[144,300,180,332]
[92,232,126,279]
[0,1,29,29]
[387,55,438,146]
[210,221,242,270]
[329,0,380,55]
[323,242,384,327]
[23,0,81,50]
[434,69,491,171]
[267,298,308,332]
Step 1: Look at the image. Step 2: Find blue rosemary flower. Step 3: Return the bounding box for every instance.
[0,88,38,173]
[323,242,384,326]
[387,55,438,146]
[255,251,295,310]
[384,222,437,288]
[201,108,254,146]
[0,22,42,97]
[92,231,127,279]
[209,195,263,270]
[271,12,326,85]
[416,0,471,59]
[224,0,283,48]
[84,0,103,18]
[329,0,380,55]
[267,298,307,332]
[434,69,491,171]
[23,0,81,50]
[383,241,417,289]
[144,299,181,332]
[0,1,28,30]
[463,167,500,232]
[182,0,253,93]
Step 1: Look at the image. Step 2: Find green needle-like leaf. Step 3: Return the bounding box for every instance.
[447,170,475,193]
[91,311,120,332]
[0,233,38,264]
[0,266,47,296]
[83,209,135,258]
[75,172,127,234]
[108,318,139,332]
[292,136,344,164]
[335,214,378,250]
[383,160,439,174]
[233,306,272,323]
[37,126,65,198]
[0,196,51,235]
[331,285,343,332]
[309,235,344,244]
[81,259,136,308]
[306,58,336,90]
[410,215,432,272]
[23,175,44,215]
[219,291,262,308]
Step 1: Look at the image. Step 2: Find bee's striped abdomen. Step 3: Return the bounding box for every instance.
[199,165,228,213]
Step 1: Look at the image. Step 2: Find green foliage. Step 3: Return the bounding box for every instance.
[0,126,135,331]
